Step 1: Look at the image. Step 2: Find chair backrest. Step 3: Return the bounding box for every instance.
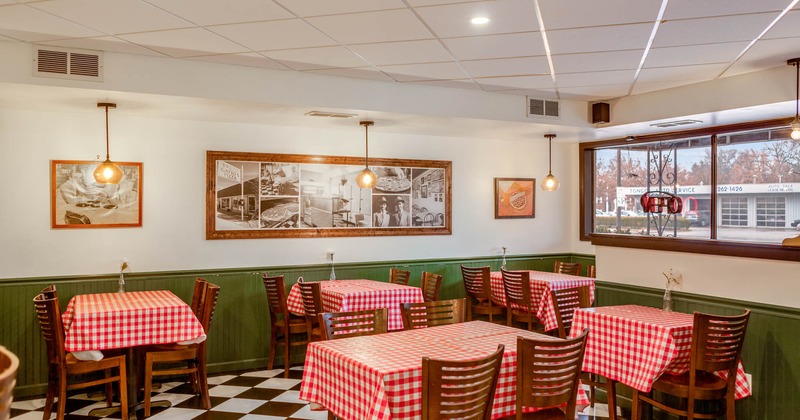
[516,330,588,419]
[501,269,532,312]
[691,310,750,382]
[390,268,411,285]
[33,292,66,366]
[0,345,20,420]
[461,266,492,302]
[298,281,324,322]
[551,286,592,339]
[262,274,290,326]
[190,277,209,317]
[586,264,596,278]
[421,344,505,420]
[554,261,582,275]
[421,272,443,302]
[401,298,466,330]
[319,308,388,340]
[198,283,221,333]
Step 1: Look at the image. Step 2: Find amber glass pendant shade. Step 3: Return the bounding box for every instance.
[356,120,377,189]
[93,102,123,185]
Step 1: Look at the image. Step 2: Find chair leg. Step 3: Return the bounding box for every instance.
[283,336,291,379]
[631,389,640,420]
[104,369,113,406]
[144,354,153,417]
[42,369,56,420]
[726,393,736,420]
[605,379,616,420]
[56,374,68,420]
[268,328,277,370]
[118,362,129,420]
[198,357,210,410]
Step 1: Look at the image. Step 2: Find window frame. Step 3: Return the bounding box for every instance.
[579,117,800,262]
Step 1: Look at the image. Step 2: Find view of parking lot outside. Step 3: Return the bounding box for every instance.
[593,127,800,244]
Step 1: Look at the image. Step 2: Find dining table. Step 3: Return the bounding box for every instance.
[286,279,424,331]
[569,305,751,419]
[489,270,595,331]
[62,290,206,416]
[299,320,589,420]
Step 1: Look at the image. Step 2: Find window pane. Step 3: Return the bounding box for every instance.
[716,128,800,243]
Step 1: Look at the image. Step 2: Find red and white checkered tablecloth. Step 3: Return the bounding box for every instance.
[286,280,424,331]
[570,305,751,398]
[489,271,595,331]
[299,321,588,420]
[62,290,206,352]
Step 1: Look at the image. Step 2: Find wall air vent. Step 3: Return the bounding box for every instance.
[650,119,702,128]
[304,111,358,118]
[527,97,560,118]
[33,46,103,81]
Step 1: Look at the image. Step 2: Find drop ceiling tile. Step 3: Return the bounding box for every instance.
[405,78,480,90]
[406,0,477,6]
[547,23,652,55]
[0,4,103,41]
[652,13,777,48]
[40,35,166,56]
[188,52,289,70]
[460,56,549,78]
[663,0,789,20]
[379,61,469,82]
[209,19,336,51]
[414,0,538,38]
[263,46,371,70]
[279,0,406,17]
[0,33,15,41]
[538,0,660,30]
[119,27,248,57]
[763,9,800,40]
[552,49,643,73]
[557,84,631,101]
[631,79,700,95]
[475,75,555,91]
[637,63,727,84]
[145,0,293,26]
[306,66,394,82]
[557,70,635,88]
[0,0,15,4]
[348,40,451,66]
[30,0,193,34]
[305,9,432,44]
[723,37,800,77]
[443,32,544,60]
[488,88,558,99]
[645,41,749,68]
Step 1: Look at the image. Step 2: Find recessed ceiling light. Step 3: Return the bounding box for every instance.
[470,17,490,25]
[650,119,702,128]
[304,111,358,118]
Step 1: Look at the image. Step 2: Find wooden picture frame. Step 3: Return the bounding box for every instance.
[494,177,535,219]
[206,151,452,239]
[51,160,143,228]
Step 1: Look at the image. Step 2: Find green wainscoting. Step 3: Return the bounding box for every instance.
[2,254,798,419]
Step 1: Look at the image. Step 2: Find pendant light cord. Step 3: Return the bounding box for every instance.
[104,105,111,160]
[364,123,369,167]
[548,136,552,174]
[795,60,799,118]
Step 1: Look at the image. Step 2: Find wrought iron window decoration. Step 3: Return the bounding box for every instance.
[789,58,800,141]
[639,142,684,237]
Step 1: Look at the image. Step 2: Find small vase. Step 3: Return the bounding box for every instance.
[117,273,125,293]
[501,248,507,270]
[329,260,336,281]
[662,288,672,312]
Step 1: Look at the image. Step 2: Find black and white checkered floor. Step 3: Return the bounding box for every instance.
[10,366,615,420]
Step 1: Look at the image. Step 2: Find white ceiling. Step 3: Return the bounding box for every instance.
[1,0,799,102]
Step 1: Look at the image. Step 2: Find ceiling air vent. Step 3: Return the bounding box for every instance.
[527,97,560,118]
[33,46,103,82]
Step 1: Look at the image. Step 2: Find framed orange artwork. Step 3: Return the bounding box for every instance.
[494,177,535,219]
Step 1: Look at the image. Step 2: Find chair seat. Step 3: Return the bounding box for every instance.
[652,371,729,400]
[502,407,568,420]
[472,301,505,314]
[276,317,309,334]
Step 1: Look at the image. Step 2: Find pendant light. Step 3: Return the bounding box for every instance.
[541,133,560,191]
[789,58,800,140]
[355,120,378,189]
[93,102,124,184]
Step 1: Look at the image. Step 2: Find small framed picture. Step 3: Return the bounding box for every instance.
[494,178,535,219]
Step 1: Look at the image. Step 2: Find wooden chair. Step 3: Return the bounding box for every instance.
[551,287,606,409]
[553,261,582,276]
[263,275,309,378]
[421,344,505,420]
[632,310,751,420]
[33,291,129,420]
[389,268,411,285]
[514,330,589,419]
[401,298,466,330]
[319,308,388,340]
[142,284,220,417]
[190,277,209,316]
[297,279,324,341]
[461,265,505,323]
[0,345,20,420]
[420,272,443,302]
[501,269,542,332]
[586,264,597,278]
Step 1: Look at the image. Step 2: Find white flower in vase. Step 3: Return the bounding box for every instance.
[118,259,130,293]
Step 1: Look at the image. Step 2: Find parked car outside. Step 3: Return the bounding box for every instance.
[684,211,710,227]
[791,219,800,228]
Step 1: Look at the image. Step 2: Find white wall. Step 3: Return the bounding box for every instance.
[0,107,574,279]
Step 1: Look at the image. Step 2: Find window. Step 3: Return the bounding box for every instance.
[580,119,800,262]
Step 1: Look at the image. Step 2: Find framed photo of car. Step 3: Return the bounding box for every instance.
[494,177,535,219]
